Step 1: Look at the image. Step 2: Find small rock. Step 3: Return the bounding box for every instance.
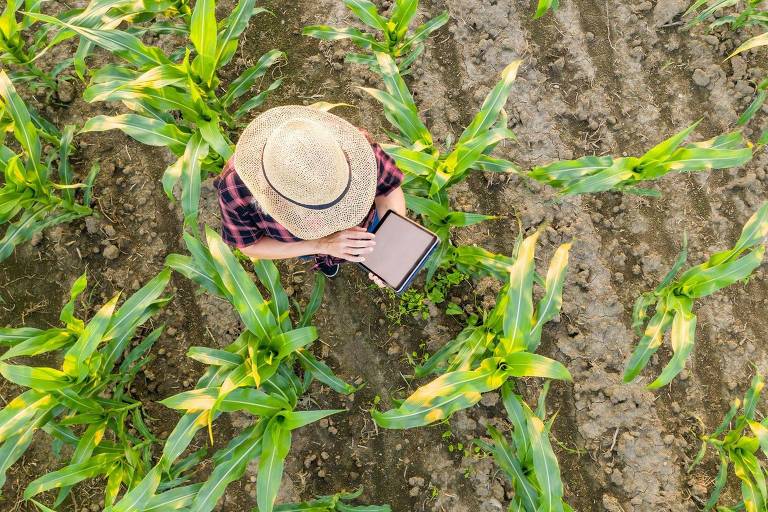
[85,216,100,234]
[692,69,710,87]
[30,231,43,246]
[103,224,117,238]
[103,244,120,260]
[57,78,76,103]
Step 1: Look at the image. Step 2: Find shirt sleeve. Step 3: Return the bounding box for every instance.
[371,142,404,197]
[216,170,264,248]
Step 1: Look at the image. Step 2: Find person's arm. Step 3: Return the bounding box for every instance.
[374,186,406,219]
[239,228,376,263]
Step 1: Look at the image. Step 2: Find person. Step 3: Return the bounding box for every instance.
[215,105,406,284]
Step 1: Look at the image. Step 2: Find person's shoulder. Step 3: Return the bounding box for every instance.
[215,160,253,207]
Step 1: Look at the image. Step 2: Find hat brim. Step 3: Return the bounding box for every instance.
[234,106,377,240]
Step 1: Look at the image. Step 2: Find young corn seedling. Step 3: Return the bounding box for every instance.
[44,0,193,82]
[0,0,64,90]
[625,201,768,389]
[689,371,768,512]
[529,122,753,196]
[303,0,448,74]
[687,1,768,134]
[274,488,391,511]
[372,230,572,429]
[534,0,560,19]
[130,227,354,512]
[363,52,522,279]
[0,269,173,507]
[0,70,98,262]
[29,0,284,227]
[476,382,573,512]
[2,0,191,91]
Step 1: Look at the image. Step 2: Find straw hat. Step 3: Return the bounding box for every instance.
[233,106,377,240]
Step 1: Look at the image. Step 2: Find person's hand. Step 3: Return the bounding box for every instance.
[368,273,387,288]
[316,226,375,263]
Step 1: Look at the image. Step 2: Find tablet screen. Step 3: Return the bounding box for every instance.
[363,212,437,289]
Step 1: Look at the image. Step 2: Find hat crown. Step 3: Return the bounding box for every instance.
[262,119,350,206]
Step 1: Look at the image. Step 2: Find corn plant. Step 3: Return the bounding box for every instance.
[0,269,172,506]
[45,0,193,82]
[0,70,98,262]
[0,0,65,90]
[273,488,390,511]
[687,1,768,135]
[362,52,521,279]
[2,0,191,91]
[29,0,284,226]
[476,382,573,512]
[372,230,572,429]
[303,0,448,74]
[625,201,768,389]
[534,0,560,19]
[689,371,768,512]
[529,122,753,196]
[99,227,354,512]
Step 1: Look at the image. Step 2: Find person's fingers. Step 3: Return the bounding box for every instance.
[342,230,375,240]
[349,226,368,232]
[343,254,366,263]
[344,239,376,249]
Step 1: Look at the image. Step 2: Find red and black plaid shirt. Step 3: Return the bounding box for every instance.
[214,137,403,268]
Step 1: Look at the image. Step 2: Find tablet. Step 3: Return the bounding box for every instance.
[360,211,439,293]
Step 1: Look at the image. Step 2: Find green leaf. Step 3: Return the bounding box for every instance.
[109,466,162,512]
[302,26,387,51]
[189,0,217,84]
[0,70,41,166]
[641,121,700,163]
[205,226,277,338]
[180,131,210,227]
[0,363,70,391]
[187,346,243,367]
[647,302,696,389]
[372,358,508,429]
[214,0,260,67]
[25,12,170,68]
[345,0,387,31]
[222,49,285,106]
[190,423,264,512]
[296,350,356,395]
[503,352,571,381]
[458,60,521,144]
[0,327,44,347]
[81,114,191,154]
[527,416,565,512]
[534,0,559,18]
[257,419,292,512]
[501,230,538,353]
[24,452,119,499]
[62,293,121,379]
[529,242,571,351]
[253,259,291,331]
[729,31,768,58]
[623,305,674,383]
[144,484,203,511]
[0,329,75,361]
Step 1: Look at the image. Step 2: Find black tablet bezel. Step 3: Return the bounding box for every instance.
[358,210,439,292]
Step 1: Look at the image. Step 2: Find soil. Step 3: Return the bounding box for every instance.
[1,0,768,511]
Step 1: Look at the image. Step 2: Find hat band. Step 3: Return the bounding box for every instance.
[261,144,353,211]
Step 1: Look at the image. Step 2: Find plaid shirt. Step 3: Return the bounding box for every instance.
[214,137,403,268]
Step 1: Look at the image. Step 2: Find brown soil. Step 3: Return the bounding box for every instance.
[1,0,768,511]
